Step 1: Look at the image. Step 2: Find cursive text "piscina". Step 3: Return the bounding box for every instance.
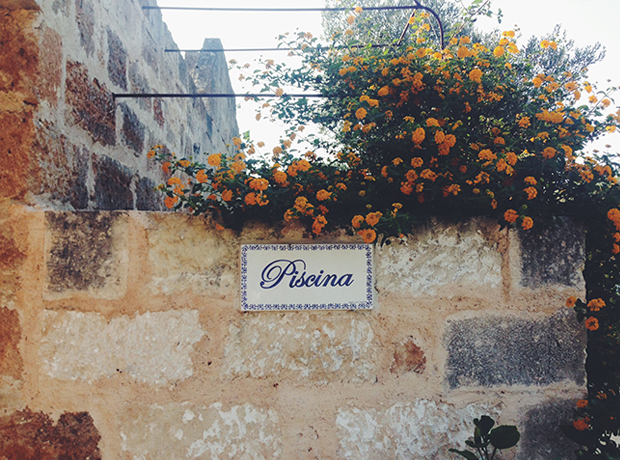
[260,259,354,289]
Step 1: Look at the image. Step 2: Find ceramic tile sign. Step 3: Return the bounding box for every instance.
[241,244,373,311]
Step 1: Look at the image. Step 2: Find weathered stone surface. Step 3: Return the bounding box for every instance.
[120,103,145,154]
[135,176,162,211]
[445,309,586,388]
[391,337,426,374]
[92,155,134,210]
[0,409,101,460]
[0,308,22,380]
[75,0,94,55]
[120,402,282,459]
[65,61,116,147]
[153,97,165,126]
[147,214,237,295]
[375,220,502,297]
[46,212,126,295]
[518,399,581,460]
[38,26,62,104]
[519,219,585,289]
[107,29,127,90]
[223,313,376,383]
[336,400,498,459]
[40,310,205,384]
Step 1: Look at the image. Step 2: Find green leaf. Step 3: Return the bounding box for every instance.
[448,448,479,460]
[474,415,495,437]
[488,425,520,449]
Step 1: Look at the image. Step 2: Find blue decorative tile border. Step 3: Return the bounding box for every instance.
[240,243,373,311]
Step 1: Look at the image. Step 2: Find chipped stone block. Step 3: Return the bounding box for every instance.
[445,310,586,389]
[518,219,585,289]
[92,155,134,210]
[147,213,237,295]
[518,398,581,460]
[0,409,101,459]
[40,310,205,385]
[65,61,115,146]
[375,219,502,298]
[336,400,498,459]
[0,308,22,380]
[120,402,282,460]
[222,313,376,384]
[45,212,127,297]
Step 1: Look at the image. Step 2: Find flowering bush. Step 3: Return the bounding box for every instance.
[150,6,620,455]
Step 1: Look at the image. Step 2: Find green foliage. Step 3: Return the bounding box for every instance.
[449,415,520,460]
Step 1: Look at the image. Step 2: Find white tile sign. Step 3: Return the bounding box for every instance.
[240,244,373,311]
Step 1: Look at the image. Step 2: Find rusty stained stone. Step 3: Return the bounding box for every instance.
[120,103,145,155]
[65,61,116,147]
[391,337,426,374]
[92,155,134,210]
[37,25,63,105]
[74,0,94,55]
[0,308,22,380]
[106,28,127,90]
[46,212,118,292]
[0,9,39,200]
[0,409,101,460]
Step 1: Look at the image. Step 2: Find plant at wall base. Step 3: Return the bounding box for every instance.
[449,416,520,460]
[150,2,620,455]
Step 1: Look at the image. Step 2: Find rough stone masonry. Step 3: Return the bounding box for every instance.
[0,0,587,458]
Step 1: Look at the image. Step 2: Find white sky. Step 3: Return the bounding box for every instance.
[161,0,620,156]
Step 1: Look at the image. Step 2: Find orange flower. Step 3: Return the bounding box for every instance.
[273,170,287,185]
[493,46,505,57]
[469,68,482,83]
[365,211,383,227]
[164,195,178,209]
[167,177,182,186]
[351,215,365,229]
[378,86,390,97]
[249,178,269,191]
[521,217,534,230]
[573,419,589,431]
[162,162,171,173]
[524,187,537,200]
[576,399,589,408]
[426,118,440,127]
[355,108,367,120]
[542,147,557,159]
[357,228,377,244]
[585,317,599,331]
[179,160,190,167]
[566,296,577,308]
[392,157,403,166]
[316,189,332,201]
[244,192,257,206]
[411,157,424,168]
[506,152,518,166]
[411,127,426,144]
[587,298,606,311]
[207,154,222,167]
[147,150,156,159]
[196,169,208,183]
[504,209,518,223]
[221,189,233,202]
[524,176,537,185]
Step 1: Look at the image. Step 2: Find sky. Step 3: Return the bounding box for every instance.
[161,0,620,156]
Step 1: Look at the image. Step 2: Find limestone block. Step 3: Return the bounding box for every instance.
[0,307,22,381]
[45,212,128,298]
[336,400,499,459]
[40,310,205,385]
[517,219,585,290]
[92,155,134,210]
[222,313,376,384]
[120,402,282,460]
[146,214,238,296]
[375,219,502,298]
[445,309,586,388]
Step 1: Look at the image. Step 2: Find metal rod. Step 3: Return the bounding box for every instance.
[167,44,397,53]
[143,5,424,12]
[113,93,331,99]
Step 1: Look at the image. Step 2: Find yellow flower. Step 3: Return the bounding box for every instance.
[275,88,284,97]
[493,46,505,57]
[355,107,367,120]
[469,68,482,83]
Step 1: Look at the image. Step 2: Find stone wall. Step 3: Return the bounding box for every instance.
[0,0,238,210]
[0,206,587,459]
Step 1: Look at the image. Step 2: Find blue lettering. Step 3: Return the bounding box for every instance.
[259,259,354,289]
